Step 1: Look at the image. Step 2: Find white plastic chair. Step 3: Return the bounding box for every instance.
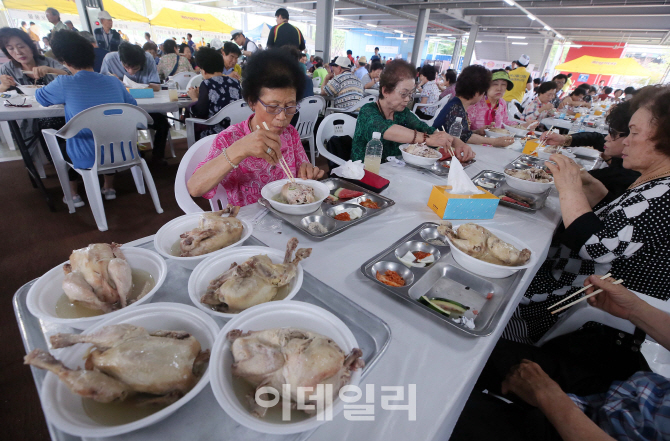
[312,77,322,87]
[169,71,197,90]
[412,94,451,126]
[295,95,326,165]
[185,99,253,148]
[186,74,203,89]
[508,99,524,121]
[315,113,357,167]
[324,95,376,116]
[174,134,228,214]
[42,104,163,231]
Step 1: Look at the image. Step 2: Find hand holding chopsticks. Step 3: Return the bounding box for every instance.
[549,276,624,315]
[257,122,295,183]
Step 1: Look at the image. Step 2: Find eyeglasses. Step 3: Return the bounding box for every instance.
[397,88,416,100]
[608,128,629,139]
[257,98,300,116]
[4,98,31,108]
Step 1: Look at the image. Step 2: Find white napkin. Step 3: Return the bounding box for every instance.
[331,160,365,179]
[386,156,405,167]
[123,75,149,89]
[447,157,483,195]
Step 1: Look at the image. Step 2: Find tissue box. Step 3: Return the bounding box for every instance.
[128,88,154,99]
[427,185,499,220]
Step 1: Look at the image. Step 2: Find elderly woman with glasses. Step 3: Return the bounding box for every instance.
[188,48,324,206]
[351,60,474,162]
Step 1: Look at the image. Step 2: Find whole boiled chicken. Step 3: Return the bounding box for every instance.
[439,221,531,266]
[62,243,132,313]
[280,182,316,205]
[227,328,364,417]
[201,237,311,312]
[24,324,210,405]
[180,205,244,257]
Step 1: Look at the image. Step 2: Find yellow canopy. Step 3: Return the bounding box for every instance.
[3,0,149,23]
[555,56,651,77]
[149,8,233,33]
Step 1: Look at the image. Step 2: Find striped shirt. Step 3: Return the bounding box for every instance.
[570,371,670,440]
[324,71,364,109]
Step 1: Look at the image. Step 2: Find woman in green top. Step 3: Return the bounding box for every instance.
[351,60,475,162]
[311,56,328,86]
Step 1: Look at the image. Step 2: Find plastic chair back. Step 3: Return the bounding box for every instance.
[295,96,326,138]
[170,71,197,89]
[186,74,203,89]
[55,103,153,174]
[412,94,451,126]
[175,134,228,214]
[315,113,357,166]
[185,99,253,148]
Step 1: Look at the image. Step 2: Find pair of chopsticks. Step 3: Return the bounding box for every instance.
[535,125,554,151]
[256,121,295,183]
[436,128,457,158]
[547,274,623,314]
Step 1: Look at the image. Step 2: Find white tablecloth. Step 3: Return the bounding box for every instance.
[0,91,189,122]
[238,145,563,441]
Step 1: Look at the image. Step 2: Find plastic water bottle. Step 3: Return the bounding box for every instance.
[578,117,587,133]
[167,80,178,102]
[569,119,581,134]
[449,117,463,140]
[364,132,383,174]
[559,108,566,120]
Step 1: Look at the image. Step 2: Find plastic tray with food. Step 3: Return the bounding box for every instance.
[360,222,525,336]
[258,178,395,239]
[15,235,391,441]
[403,156,476,178]
[471,170,550,212]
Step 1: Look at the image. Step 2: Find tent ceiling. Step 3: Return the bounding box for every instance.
[178,0,670,46]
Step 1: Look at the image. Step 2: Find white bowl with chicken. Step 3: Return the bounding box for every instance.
[504,167,555,194]
[30,303,219,438]
[188,241,307,318]
[210,301,363,434]
[260,178,330,215]
[399,143,441,167]
[27,245,167,330]
[154,207,253,270]
[441,222,538,278]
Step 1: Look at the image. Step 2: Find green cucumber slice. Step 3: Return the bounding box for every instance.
[419,296,469,317]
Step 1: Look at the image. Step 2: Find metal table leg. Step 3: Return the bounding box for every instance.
[8,120,55,211]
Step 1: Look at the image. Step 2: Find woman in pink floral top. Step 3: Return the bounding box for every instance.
[468,69,535,133]
[188,49,325,206]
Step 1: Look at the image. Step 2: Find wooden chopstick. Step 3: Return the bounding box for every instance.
[258,122,295,182]
[547,273,611,309]
[550,279,623,315]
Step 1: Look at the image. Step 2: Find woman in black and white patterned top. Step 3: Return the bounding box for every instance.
[504,85,670,344]
[187,47,242,140]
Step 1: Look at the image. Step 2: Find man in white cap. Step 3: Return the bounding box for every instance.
[94,11,121,52]
[321,56,364,109]
[503,54,532,104]
[231,29,257,58]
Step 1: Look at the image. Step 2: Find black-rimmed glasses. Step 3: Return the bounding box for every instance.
[608,128,628,140]
[257,98,300,116]
[4,98,31,108]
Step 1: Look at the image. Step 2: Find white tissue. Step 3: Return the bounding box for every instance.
[123,76,149,89]
[331,160,365,179]
[447,156,483,195]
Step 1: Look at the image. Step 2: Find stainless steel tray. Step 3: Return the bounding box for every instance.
[509,152,602,172]
[14,236,391,441]
[360,222,524,337]
[258,178,395,239]
[471,170,550,213]
[402,157,476,178]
